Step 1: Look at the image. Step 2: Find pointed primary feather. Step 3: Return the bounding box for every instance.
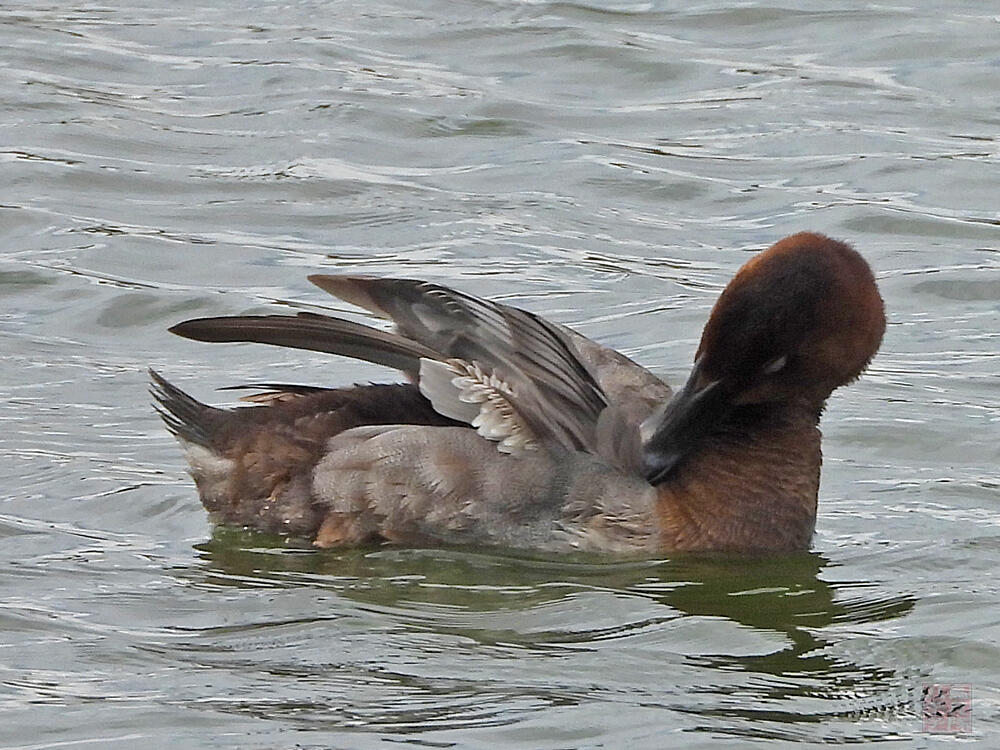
[169,312,438,375]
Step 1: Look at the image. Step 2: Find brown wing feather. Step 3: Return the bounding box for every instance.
[170,312,437,375]
[309,275,608,452]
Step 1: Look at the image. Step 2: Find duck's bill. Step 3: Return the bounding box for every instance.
[639,360,729,485]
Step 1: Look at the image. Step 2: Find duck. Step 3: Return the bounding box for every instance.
[152,232,885,555]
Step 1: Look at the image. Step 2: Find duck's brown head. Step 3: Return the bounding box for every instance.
[642,232,885,484]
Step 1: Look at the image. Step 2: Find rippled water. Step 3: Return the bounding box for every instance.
[2,1,998,747]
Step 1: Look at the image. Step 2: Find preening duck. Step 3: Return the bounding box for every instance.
[152,232,885,554]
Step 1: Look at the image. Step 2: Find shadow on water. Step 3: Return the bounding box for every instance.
[172,527,920,739]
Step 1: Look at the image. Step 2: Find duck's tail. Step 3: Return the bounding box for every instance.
[149,368,223,448]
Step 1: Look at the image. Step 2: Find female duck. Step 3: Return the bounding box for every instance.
[153,232,885,554]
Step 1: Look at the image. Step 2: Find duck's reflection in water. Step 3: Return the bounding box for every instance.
[178,531,917,739]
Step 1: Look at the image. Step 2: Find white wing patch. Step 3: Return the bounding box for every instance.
[418,358,537,454]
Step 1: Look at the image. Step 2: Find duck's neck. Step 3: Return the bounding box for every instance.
[657,405,823,553]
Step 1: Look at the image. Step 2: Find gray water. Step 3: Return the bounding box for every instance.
[2,1,999,747]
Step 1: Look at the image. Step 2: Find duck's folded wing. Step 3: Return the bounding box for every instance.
[311,424,660,554]
[309,275,609,453]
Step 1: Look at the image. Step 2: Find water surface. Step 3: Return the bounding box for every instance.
[2,1,998,747]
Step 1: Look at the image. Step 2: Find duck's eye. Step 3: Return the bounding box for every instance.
[762,355,788,375]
